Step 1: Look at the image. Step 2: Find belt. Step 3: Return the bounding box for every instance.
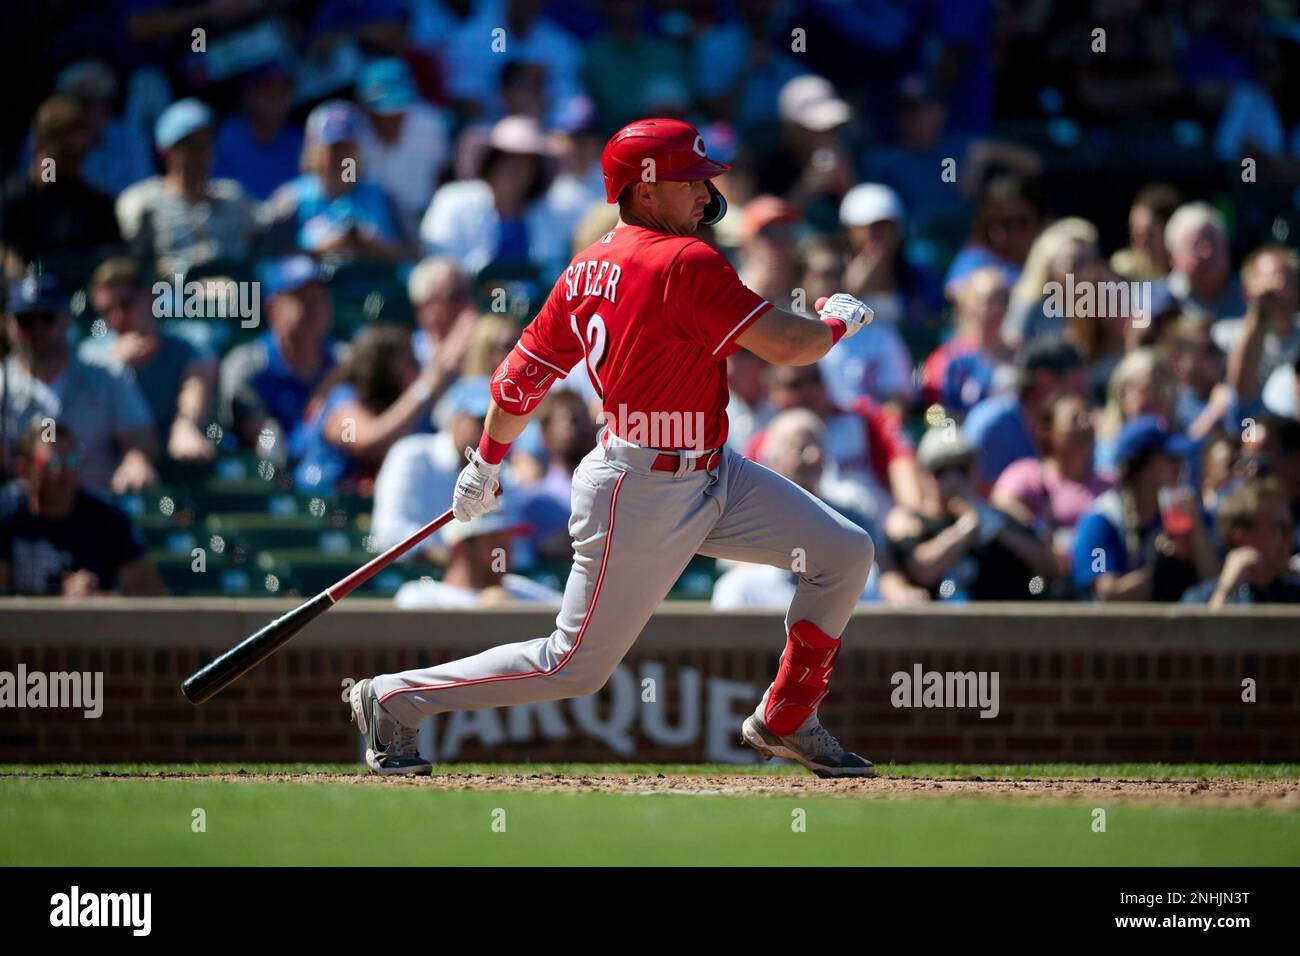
[601,429,721,474]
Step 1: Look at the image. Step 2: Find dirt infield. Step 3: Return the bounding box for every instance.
[27,769,1300,809]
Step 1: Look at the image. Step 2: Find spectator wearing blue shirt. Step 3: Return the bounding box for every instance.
[944,172,1045,299]
[0,421,163,597]
[3,273,157,496]
[1072,416,1219,602]
[218,256,343,455]
[963,338,1086,491]
[213,63,304,201]
[1182,475,1300,607]
[261,100,414,261]
[690,0,805,134]
[295,323,443,494]
[80,257,217,470]
[1095,347,1180,474]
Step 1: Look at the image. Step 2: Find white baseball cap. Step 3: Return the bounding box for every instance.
[778,74,851,131]
[840,183,905,226]
[442,509,531,547]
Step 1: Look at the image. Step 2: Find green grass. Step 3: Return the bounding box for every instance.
[0,763,1297,866]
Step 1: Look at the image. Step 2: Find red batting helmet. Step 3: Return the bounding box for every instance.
[600,118,730,224]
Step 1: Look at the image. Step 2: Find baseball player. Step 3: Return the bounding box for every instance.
[350,118,877,778]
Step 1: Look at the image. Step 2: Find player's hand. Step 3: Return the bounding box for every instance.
[816,293,873,339]
[453,448,502,522]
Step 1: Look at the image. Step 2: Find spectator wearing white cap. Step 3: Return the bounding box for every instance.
[391,504,562,609]
[116,98,257,274]
[752,74,856,230]
[419,115,567,276]
[815,183,922,413]
[356,58,451,238]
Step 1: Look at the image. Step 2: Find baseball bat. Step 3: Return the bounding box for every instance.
[182,503,464,704]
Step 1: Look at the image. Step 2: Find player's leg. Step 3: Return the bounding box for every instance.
[697,449,877,778]
[355,449,719,772]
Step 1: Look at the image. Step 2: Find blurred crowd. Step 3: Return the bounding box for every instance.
[2,0,1300,608]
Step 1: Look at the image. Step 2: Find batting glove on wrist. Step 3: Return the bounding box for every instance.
[453,448,502,522]
[819,293,874,339]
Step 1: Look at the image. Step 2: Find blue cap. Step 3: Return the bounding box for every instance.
[6,273,67,314]
[306,100,361,146]
[155,98,214,149]
[444,376,492,419]
[1112,415,1192,469]
[356,59,418,115]
[262,255,324,298]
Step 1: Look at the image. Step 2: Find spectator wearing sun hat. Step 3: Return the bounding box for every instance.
[419,115,566,276]
[356,58,451,237]
[116,97,258,274]
[260,100,414,261]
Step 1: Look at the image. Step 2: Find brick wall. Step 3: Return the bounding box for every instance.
[1,600,1297,763]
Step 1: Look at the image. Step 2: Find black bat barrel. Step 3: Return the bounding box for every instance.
[182,591,335,704]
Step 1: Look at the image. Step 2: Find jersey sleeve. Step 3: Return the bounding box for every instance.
[664,241,771,358]
[515,275,584,379]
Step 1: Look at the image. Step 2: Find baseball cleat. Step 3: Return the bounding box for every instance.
[349,678,432,775]
[741,714,876,779]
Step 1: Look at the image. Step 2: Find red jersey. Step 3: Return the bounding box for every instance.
[515,224,770,450]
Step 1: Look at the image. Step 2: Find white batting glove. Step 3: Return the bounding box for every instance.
[453,448,502,522]
[819,292,874,339]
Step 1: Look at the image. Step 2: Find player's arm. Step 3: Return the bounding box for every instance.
[736,294,872,366]
[452,343,564,521]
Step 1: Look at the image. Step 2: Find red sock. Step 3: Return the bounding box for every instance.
[763,620,840,735]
